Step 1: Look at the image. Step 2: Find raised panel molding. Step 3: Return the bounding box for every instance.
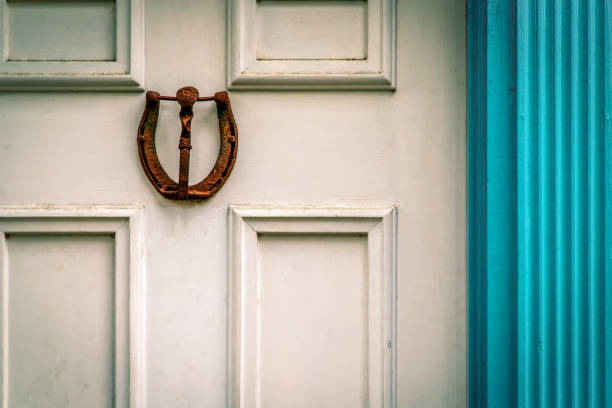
[0,0,144,91]
[0,205,145,408]
[229,205,397,408]
[227,0,396,90]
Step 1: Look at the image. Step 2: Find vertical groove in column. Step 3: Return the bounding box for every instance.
[517,0,539,406]
[587,0,605,406]
[537,0,555,406]
[605,0,612,405]
[570,0,588,405]
[553,0,571,406]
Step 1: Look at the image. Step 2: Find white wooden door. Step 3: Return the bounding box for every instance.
[0,1,466,407]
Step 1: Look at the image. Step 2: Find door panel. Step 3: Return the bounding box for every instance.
[229,206,395,408]
[0,1,466,407]
[8,234,114,408]
[0,213,141,408]
[258,234,368,408]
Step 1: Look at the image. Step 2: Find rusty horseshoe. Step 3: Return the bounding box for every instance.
[137,86,238,200]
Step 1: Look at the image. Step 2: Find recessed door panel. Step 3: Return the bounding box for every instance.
[258,234,368,408]
[6,234,114,408]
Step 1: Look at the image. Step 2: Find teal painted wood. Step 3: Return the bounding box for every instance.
[537,0,555,405]
[586,2,605,406]
[468,0,517,406]
[485,0,519,406]
[569,2,589,405]
[605,1,612,403]
[517,0,539,405]
[553,1,571,405]
[467,0,487,405]
[468,0,612,406]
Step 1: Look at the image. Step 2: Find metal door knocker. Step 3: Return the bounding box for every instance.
[137,86,238,200]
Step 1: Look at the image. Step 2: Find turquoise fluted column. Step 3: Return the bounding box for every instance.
[468,0,612,406]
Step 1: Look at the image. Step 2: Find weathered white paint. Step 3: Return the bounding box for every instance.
[0,1,466,407]
[0,207,146,408]
[229,205,396,408]
[0,0,144,90]
[228,0,396,90]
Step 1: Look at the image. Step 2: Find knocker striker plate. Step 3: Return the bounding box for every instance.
[137,86,238,200]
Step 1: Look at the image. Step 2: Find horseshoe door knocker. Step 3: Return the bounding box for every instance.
[137,86,238,200]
